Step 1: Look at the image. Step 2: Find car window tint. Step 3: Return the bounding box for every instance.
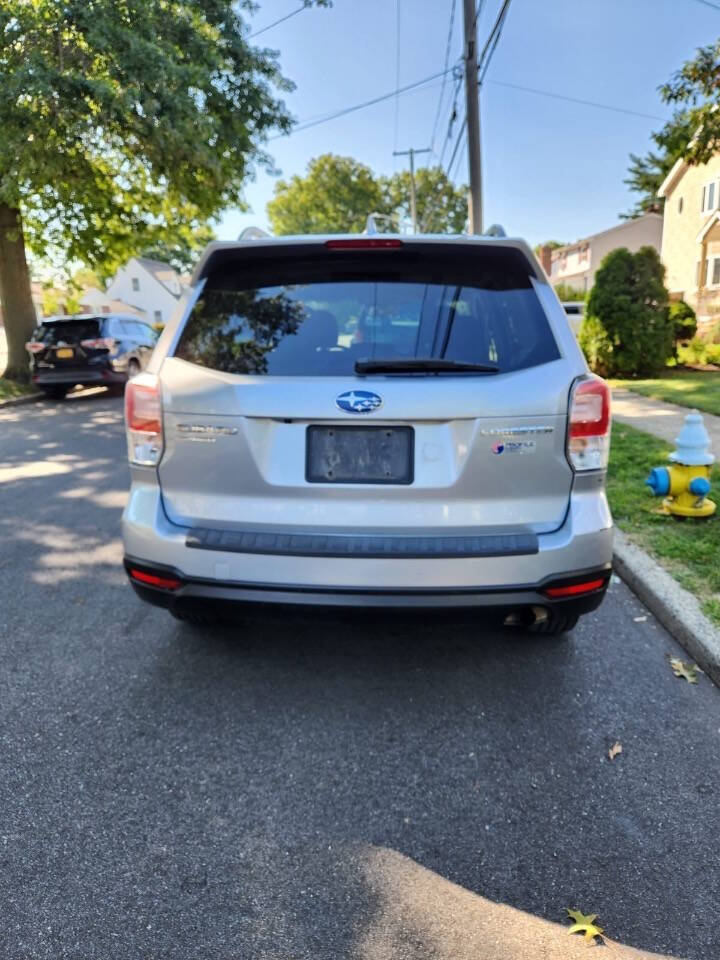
[37,319,102,344]
[174,249,559,376]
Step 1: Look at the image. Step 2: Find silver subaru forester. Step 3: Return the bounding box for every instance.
[122,234,612,634]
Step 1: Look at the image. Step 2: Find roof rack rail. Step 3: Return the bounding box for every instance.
[484,223,506,238]
[237,226,271,240]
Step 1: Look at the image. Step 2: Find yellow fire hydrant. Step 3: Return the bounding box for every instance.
[646,411,716,518]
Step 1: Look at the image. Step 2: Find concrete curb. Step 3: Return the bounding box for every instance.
[0,391,44,409]
[614,528,720,686]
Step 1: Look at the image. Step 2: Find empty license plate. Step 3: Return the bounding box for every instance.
[306,425,414,484]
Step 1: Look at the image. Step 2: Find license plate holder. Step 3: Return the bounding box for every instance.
[306,425,414,484]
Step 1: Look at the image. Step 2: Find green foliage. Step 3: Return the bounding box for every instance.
[381,166,468,234]
[139,225,215,276]
[624,110,694,217]
[266,154,467,235]
[669,300,697,342]
[267,155,383,235]
[660,41,720,165]
[0,0,299,267]
[534,240,566,254]
[580,246,672,377]
[554,283,586,303]
[607,422,720,625]
[610,370,720,416]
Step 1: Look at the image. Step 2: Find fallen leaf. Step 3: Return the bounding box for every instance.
[566,908,604,943]
[608,741,622,761]
[633,615,647,623]
[670,658,699,684]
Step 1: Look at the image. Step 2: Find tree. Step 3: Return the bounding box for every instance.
[266,154,468,236]
[669,300,697,344]
[533,240,565,255]
[381,167,467,234]
[579,246,673,377]
[660,41,720,165]
[267,155,383,235]
[139,224,216,276]
[624,110,695,218]
[0,0,328,382]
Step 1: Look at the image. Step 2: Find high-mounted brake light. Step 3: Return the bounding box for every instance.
[25,341,45,353]
[125,372,163,466]
[567,376,611,471]
[325,238,404,250]
[129,568,181,591]
[81,337,116,351]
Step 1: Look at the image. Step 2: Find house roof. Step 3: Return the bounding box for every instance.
[657,156,689,199]
[134,257,182,297]
[550,212,663,260]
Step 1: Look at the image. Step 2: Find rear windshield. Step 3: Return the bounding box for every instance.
[174,249,560,376]
[36,319,102,344]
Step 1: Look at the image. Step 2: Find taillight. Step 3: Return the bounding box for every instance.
[567,376,611,471]
[125,372,163,466]
[25,341,45,353]
[81,337,116,351]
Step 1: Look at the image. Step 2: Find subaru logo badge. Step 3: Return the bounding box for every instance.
[335,390,383,414]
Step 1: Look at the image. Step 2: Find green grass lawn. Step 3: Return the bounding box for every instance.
[608,421,720,624]
[611,369,720,417]
[0,378,37,402]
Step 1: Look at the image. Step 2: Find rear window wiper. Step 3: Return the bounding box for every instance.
[354,357,499,375]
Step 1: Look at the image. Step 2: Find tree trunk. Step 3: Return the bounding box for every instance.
[0,204,37,383]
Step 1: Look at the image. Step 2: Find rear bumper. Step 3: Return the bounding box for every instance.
[122,475,613,613]
[32,367,127,386]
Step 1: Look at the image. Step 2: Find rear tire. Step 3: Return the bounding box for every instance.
[41,385,69,400]
[527,612,579,636]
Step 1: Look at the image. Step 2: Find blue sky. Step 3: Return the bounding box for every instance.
[220,0,720,247]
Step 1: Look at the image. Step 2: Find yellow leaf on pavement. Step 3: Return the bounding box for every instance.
[608,741,622,761]
[670,657,699,684]
[566,908,604,943]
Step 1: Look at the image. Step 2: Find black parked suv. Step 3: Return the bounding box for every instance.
[26,314,157,398]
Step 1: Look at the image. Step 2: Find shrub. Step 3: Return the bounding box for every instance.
[705,343,720,366]
[554,283,586,303]
[581,246,673,377]
[669,300,697,342]
[677,338,708,365]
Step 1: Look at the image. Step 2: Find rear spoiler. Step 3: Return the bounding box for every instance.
[190,236,547,286]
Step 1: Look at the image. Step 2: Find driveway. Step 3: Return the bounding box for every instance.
[1,392,719,959]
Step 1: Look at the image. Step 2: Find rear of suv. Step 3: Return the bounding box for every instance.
[26,314,157,398]
[122,235,612,634]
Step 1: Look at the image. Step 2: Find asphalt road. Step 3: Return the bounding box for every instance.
[1,390,719,960]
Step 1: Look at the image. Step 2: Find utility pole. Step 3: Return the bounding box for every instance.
[393,146,431,233]
[463,0,482,234]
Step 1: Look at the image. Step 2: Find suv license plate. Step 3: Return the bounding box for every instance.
[56,347,74,359]
[306,425,414,484]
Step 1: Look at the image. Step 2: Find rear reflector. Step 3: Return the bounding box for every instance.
[129,568,181,590]
[25,341,45,353]
[325,238,404,250]
[544,578,606,598]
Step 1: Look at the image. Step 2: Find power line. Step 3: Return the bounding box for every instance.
[250,2,311,39]
[691,0,720,11]
[476,0,512,83]
[488,79,666,121]
[438,69,463,167]
[273,65,457,138]
[429,0,458,151]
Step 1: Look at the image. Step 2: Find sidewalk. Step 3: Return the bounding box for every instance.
[612,386,720,449]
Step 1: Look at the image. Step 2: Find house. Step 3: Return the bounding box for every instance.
[79,257,187,325]
[539,212,663,295]
[658,152,720,324]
